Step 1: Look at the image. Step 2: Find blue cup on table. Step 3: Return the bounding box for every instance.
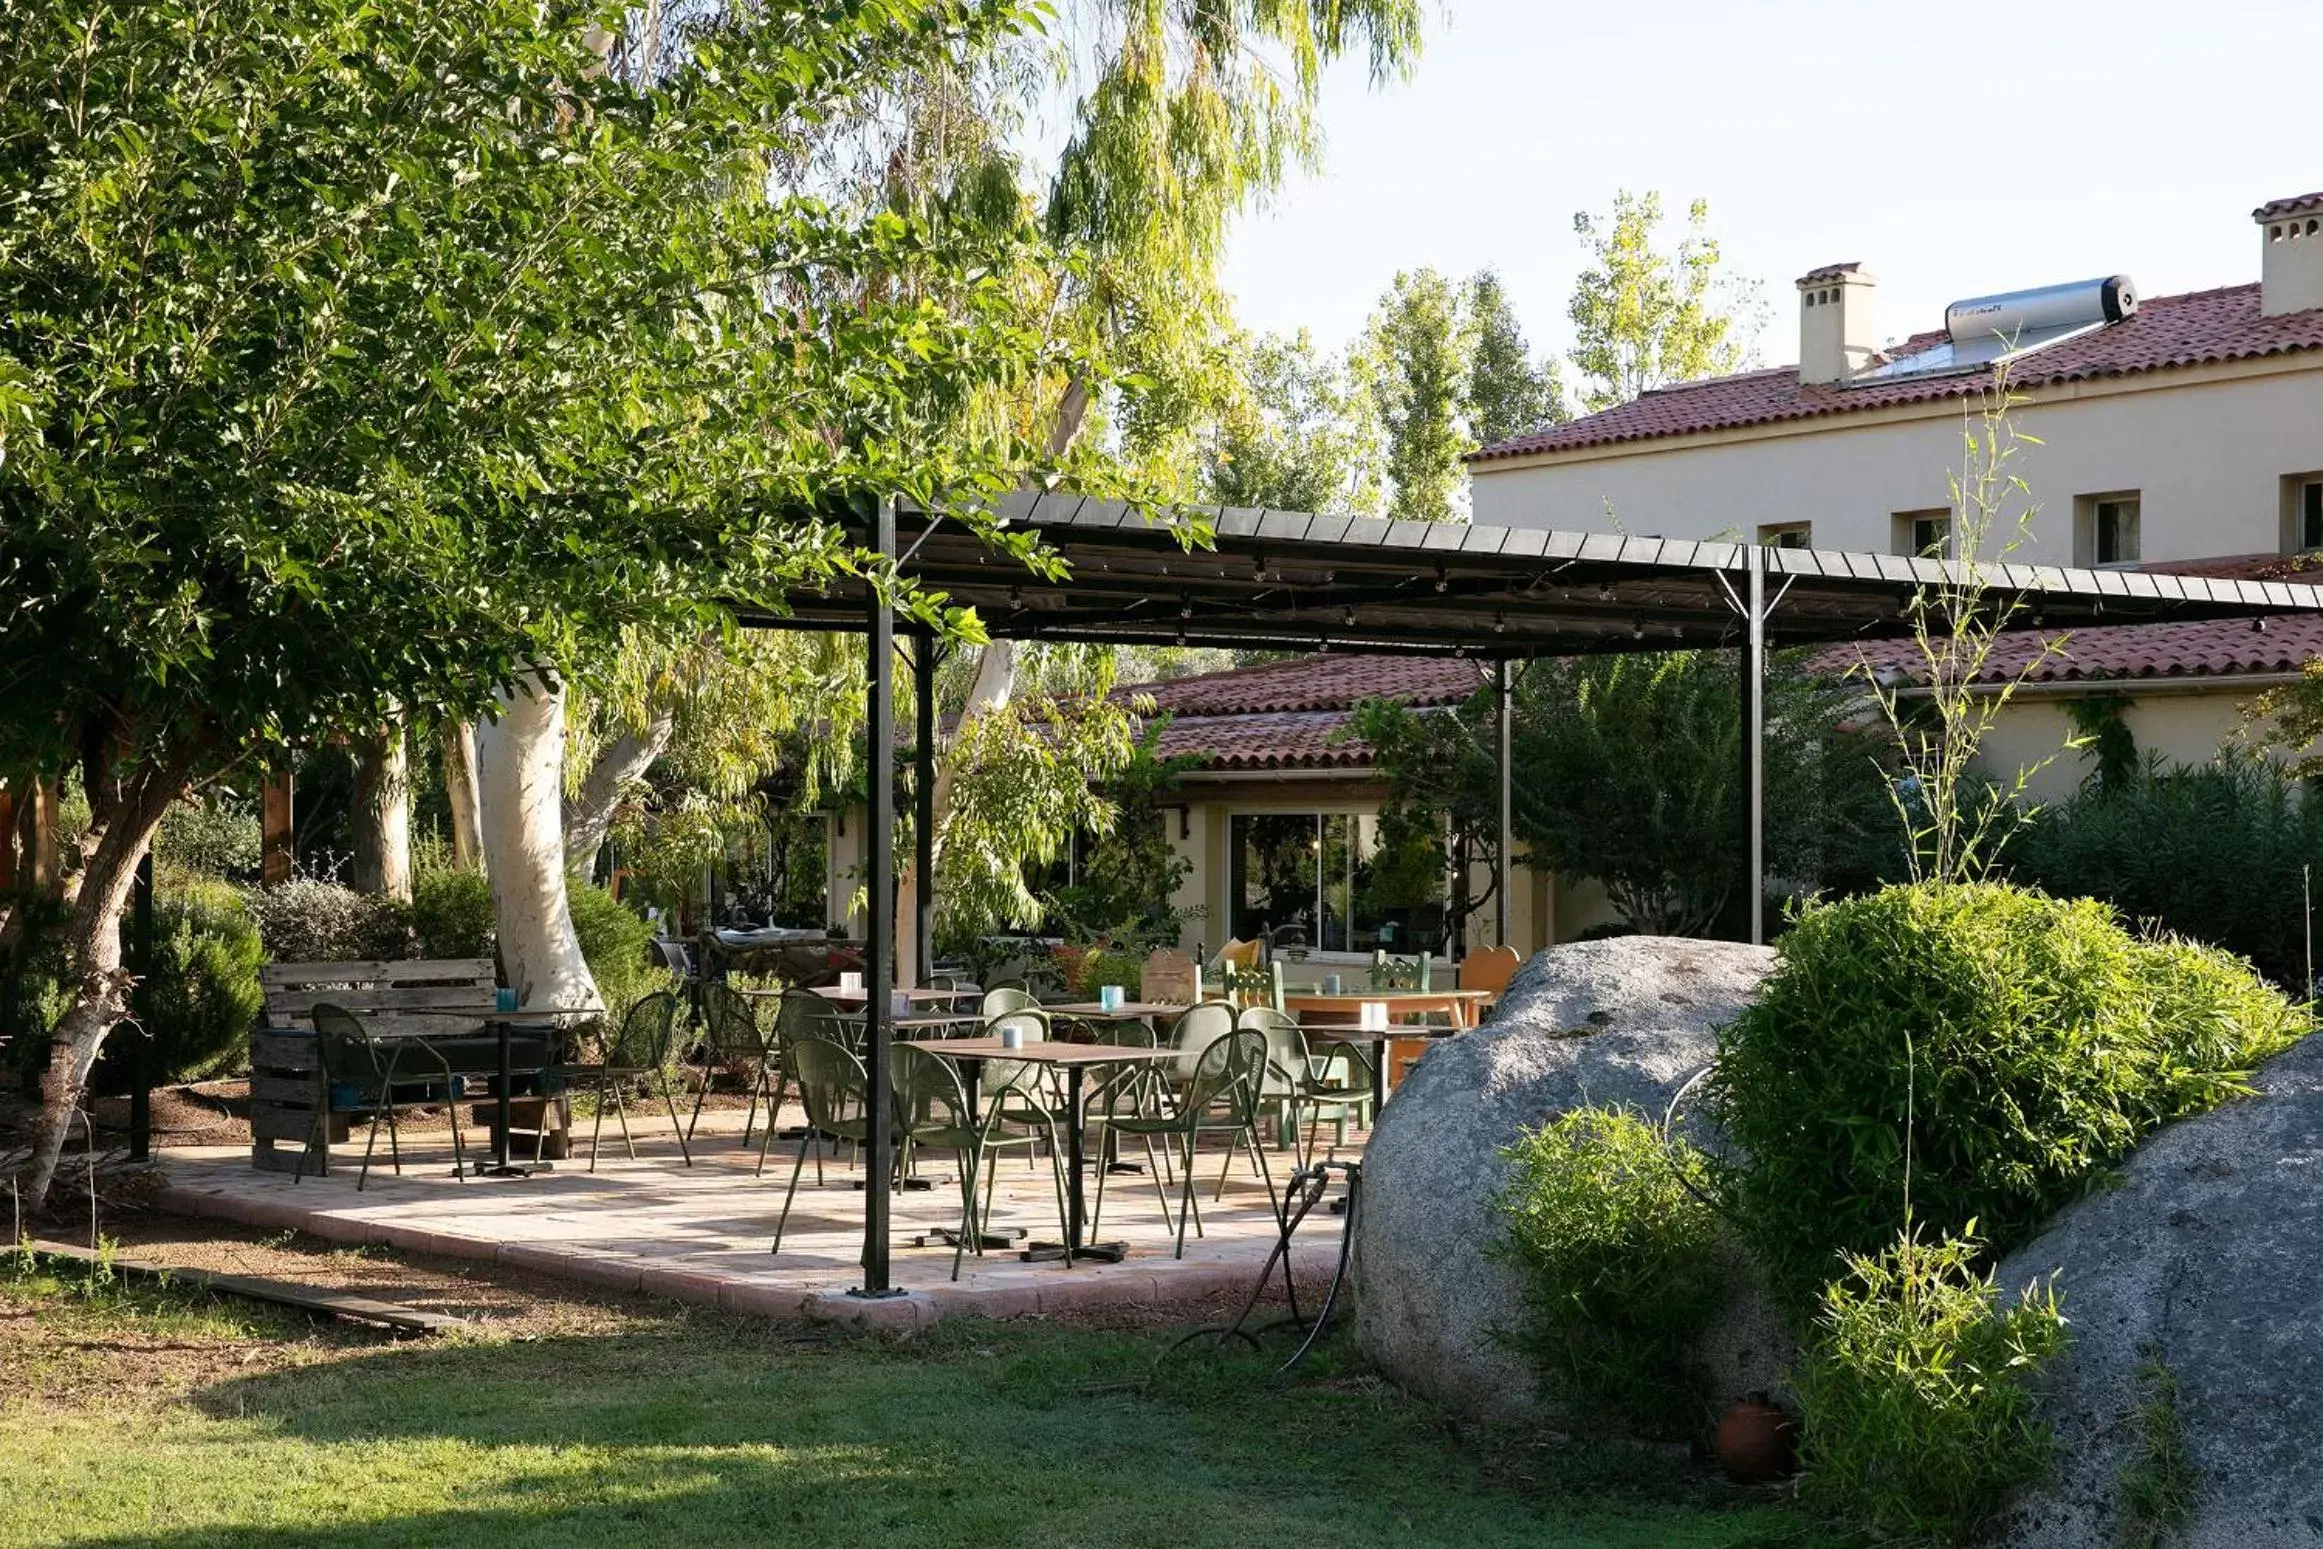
[1324,974,1343,996]
[495,986,518,1013]
[1099,984,1124,1012]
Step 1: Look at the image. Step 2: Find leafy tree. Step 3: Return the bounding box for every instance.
[0,0,1087,1208]
[1568,191,1763,413]
[1466,268,1565,445]
[1200,331,1382,514]
[1355,652,1895,941]
[1362,268,1474,522]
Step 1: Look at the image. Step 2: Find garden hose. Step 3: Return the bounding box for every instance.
[1159,1157,1361,1375]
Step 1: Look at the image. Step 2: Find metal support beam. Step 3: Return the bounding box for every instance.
[913,639,936,986]
[1494,660,1512,948]
[855,500,899,1298]
[128,848,154,1163]
[1739,548,1767,947]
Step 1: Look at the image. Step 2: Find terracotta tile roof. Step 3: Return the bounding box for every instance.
[1818,610,2323,687]
[1123,653,1482,771]
[2255,192,2323,220]
[1798,262,1864,284]
[1123,653,1482,716]
[1471,283,2323,461]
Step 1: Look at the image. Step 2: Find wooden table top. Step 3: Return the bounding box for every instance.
[897,1037,1176,1065]
[1044,1001,1188,1019]
[801,985,977,1003]
[1280,989,1491,1005]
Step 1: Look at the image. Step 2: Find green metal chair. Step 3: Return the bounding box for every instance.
[1238,1004,1372,1166]
[1370,949,1433,991]
[1219,960,1284,1012]
[769,1035,873,1258]
[752,989,854,1175]
[305,1003,467,1191]
[686,980,777,1146]
[543,992,691,1171]
[981,985,1039,1017]
[1086,1001,1233,1235]
[1095,1026,1277,1257]
[889,1044,1066,1281]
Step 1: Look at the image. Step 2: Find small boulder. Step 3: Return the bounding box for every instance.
[1355,935,1778,1421]
[1991,1032,2323,1548]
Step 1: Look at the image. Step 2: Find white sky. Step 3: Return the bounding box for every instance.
[1221,0,2323,370]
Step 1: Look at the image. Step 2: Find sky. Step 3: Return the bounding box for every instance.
[1221,0,2323,372]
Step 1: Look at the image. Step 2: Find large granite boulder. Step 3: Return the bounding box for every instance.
[1355,935,1778,1421]
[1991,1032,2323,1548]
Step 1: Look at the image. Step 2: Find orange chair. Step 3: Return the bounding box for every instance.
[1458,944,1522,1010]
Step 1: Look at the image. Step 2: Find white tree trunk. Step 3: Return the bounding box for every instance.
[442,720,485,873]
[894,640,1015,987]
[562,703,675,874]
[477,672,600,1012]
[351,723,411,901]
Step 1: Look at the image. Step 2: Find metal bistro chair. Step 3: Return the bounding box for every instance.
[981,984,1039,1017]
[890,1044,1067,1281]
[1219,960,1284,1013]
[1239,1004,1373,1167]
[769,1035,873,1259]
[1088,999,1234,1236]
[543,992,692,1170]
[305,1003,468,1191]
[686,980,778,1148]
[753,988,856,1175]
[1095,1026,1277,1258]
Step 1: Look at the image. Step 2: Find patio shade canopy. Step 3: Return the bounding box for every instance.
[741,491,2323,658]
[736,493,2323,1301]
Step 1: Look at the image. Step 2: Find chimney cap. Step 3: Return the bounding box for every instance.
[1796,262,1869,287]
[2254,192,2323,222]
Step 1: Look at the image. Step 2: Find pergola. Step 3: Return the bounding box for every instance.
[745,491,2320,1297]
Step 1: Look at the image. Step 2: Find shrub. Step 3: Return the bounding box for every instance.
[1488,1107,1728,1436]
[1072,945,1145,1000]
[88,881,263,1089]
[153,793,263,881]
[1710,881,2309,1300]
[241,878,413,963]
[2008,756,2323,986]
[411,868,495,960]
[568,882,670,1017]
[1795,1227,2066,1544]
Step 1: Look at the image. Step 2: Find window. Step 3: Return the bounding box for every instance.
[1227,812,1448,958]
[2284,475,2323,553]
[1893,510,1950,558]
[1757,522,1811,550]
[2074,492,2141,566]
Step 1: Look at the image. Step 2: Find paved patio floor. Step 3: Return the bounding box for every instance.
[155,1112,1360,1327]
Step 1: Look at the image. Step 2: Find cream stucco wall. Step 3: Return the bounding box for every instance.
[1470,359,2323,564]
[1969,684,2293,803]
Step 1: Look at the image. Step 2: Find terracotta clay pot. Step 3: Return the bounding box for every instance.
[1715,1392,1798,1485]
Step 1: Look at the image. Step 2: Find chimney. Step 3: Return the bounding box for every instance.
[2256,193,2323,317]
[1795,263,1877,385]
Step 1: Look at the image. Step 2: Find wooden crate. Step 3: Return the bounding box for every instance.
[247,1029,344,1175]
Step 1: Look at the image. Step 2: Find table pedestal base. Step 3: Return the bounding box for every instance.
[1021,1240,1129,1264]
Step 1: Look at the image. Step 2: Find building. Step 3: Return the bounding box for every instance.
[1469,189,2323,795]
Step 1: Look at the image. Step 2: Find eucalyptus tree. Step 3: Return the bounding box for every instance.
[0,0,1093,1209]
[1200,330,1384,515]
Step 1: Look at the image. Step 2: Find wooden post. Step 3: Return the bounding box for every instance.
[260,770,295,885]
[0,786,15,892]
[26,779,58,894]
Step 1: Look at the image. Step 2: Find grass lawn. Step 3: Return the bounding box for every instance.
[0,1246,1828,1549]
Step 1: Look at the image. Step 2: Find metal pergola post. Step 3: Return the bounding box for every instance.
[913,639,936,985]
[1739,545,1767,948]
[855,499,899,1298]
[1494,659,1511,948]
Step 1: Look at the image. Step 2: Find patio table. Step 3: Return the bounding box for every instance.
[1293,1023,1458,1110]
[1279,988,1494,1031]
[899,1036,1175,1264]
[799,985,980,1006]
[483,1009,593,1177]
[1042,1000,1188,1021]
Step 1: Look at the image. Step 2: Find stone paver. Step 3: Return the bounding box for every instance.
[155,1114,1358,1325]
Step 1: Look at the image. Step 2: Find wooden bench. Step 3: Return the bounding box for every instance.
[250,959,569,1174]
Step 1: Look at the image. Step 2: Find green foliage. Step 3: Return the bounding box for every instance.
[1466,267,1564,445]
[566,883,670,1020]
[411,869,496,961]
[241,879,413,965]
[1356,650,1895,942]
[1362,267,1474,521]
[1072,946,1145,1000]
[2007,755,2323,986]
[1042,719,1199,950]
[1710,882,2311,1299]
[1199,330,1383,515]
[2118,1348,2198,1548]
[154,794,263,882]
[1795,1226,2066,1544]
[1568,192,1762,412]
[1489,1108,1728,1436]
[112,882,265,1087]
[939,690,1139,938]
